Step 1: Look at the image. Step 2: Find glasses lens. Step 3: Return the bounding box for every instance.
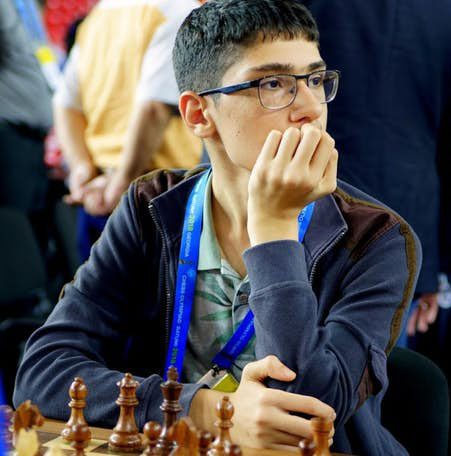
[308,70,339,103]
[258,75,296,109]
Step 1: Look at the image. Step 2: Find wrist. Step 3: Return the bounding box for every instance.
[248,215,298,246]
[189,388,224,433]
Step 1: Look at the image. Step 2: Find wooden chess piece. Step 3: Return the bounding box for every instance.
[156,367,183,456]
[108,373,143,452]
[299,438,316,456]
[311,417,333,456]
[61,377,91,442]
[208,396,234,456]
[70,423,90,456]
[167,417,198,456]
[198,431,212,456]
[141,421,162,456]
[12,400,44,447]
[0,404,14,450]
[225,444,242,455]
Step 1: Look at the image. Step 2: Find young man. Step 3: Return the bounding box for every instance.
[14,1,420,454]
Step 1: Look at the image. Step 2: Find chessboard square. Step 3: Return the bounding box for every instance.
[43,436,105,452]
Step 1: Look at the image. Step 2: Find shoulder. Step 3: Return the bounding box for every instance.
[333,179,420,260]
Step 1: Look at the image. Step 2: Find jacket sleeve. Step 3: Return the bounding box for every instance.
[242,223,421,426]
[13,183,203,428]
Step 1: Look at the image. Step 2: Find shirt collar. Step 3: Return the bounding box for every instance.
[198,173,222,270]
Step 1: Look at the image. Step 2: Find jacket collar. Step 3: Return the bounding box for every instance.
[151,171,348,266]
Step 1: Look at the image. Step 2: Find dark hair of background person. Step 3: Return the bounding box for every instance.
[64,16,85,54]
[173,0,319,94]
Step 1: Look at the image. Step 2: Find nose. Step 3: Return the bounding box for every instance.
[288,80,323,123]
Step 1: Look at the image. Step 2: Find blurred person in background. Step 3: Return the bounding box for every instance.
[53,0,203,263]
[301,0,451,350]
[0,0,53,247]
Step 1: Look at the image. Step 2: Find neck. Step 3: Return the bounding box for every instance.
[209,158,251,276]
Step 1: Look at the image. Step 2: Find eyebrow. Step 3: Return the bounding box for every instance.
[246,60,327,76]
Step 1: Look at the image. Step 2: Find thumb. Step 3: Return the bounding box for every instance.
[242,355,296,383]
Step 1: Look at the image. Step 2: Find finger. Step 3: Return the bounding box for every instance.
[63,194,79,205]
[406,308,419,336]
[267,443,301,453]
[263,429,309,447]
[273,127,302,167]
[256,130,283,168]
[270,409,313,437]
[269,390,335,420]
[242,355,296,383]
[317,147,338,195]
[416,310,429,333]
[426,301,439,324]
[294,123,322,167]
[309,132,335,178]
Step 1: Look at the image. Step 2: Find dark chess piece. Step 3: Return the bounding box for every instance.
[198,431,212,456]
[156,367,183,456]
[141,421,162,456]
[311,417,333,456]
[208,396,234,456]
[0,405,14,450]
[12,400,44,447]
[61,377,91,442]
[108,373,143,452]
[167,417,198,456]
[70,423,91,456]
[299,438,316,456]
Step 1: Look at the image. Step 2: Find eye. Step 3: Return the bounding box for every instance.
[260,77,284,90]
[309,72,325,88]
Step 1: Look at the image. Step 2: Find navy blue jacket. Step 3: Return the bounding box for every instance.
[303,0,451,292]
[14,169,421,455]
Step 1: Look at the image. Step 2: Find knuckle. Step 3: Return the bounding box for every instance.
[254,407,267,426]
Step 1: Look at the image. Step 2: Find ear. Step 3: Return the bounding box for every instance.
[179,91,216,138]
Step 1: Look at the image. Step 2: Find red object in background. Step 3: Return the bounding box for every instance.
[44,128,68,180]
[43,0,98,51]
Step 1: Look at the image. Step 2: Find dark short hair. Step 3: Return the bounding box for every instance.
[173,0,320,94]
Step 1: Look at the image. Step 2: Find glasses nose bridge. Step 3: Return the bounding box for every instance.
[291,74,320,107]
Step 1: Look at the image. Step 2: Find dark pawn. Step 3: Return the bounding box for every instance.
[108,373,143,452]
[198,431,212,456]
[70,423,90,456]
[208,396,234,456]
[0,405,14,450]
[61,377,91,443]
[142,421,162,456]
[299,438,316,456]
[156,367,182,456]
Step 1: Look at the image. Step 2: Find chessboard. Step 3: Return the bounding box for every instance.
[3,367,351,456]
[37,419,327,456]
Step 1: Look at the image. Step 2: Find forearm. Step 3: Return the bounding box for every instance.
[54,104,92,169]
[242,229,419,424]
[117,101,172,181]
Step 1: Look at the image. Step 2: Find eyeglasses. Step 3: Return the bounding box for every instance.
[198,69,340,110]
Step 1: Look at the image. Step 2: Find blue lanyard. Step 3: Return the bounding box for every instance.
[164,170,315,377]
[13,0,47,43]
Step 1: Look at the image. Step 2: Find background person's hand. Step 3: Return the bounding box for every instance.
[82,174,110,216]
[65,162,97,205]
[407,292,439,336]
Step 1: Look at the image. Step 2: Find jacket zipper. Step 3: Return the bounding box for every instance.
[309,229,347,284]
[149,203,173,358]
